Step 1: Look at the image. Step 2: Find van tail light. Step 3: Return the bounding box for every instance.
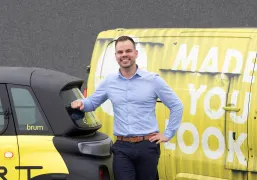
[99,165,110,180]
[83,88,87,97]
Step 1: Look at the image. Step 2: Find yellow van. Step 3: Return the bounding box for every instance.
[85,28,257,180]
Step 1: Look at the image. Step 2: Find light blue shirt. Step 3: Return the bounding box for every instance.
[81,67,183,140]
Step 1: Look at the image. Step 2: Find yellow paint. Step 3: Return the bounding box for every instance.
[87,28,257,179]
[0,136,19,179]
[17,136,68,179]
[176,173,228,180]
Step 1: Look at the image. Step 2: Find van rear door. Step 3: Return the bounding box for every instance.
[158,31,252,180]
[246,35,257,180]
[221,34,253,179]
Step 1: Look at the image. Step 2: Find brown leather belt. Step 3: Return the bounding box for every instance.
[116,134,155,143]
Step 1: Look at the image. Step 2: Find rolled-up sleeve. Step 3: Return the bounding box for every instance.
[154,74,184,140]
[81,78,108,112]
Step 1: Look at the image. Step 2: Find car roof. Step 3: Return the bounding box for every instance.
[0,66,84,91]
[0,66,38,85]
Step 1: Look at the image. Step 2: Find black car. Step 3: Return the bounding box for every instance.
[0,66,113,180]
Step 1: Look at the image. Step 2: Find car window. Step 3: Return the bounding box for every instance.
[60,87,101,128]
[0,99,5,131]
[10,87,49,132]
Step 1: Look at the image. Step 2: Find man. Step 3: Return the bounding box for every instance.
[71,36,183,180]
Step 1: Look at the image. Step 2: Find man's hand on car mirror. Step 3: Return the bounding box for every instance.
[71,100,84,111]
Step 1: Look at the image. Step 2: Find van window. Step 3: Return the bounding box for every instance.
[60,87,101,128]
[10,87,49,132]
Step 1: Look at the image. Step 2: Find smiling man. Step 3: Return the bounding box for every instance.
[71,36,184,180]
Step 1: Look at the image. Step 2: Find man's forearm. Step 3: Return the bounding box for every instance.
[164,104,184,140]
[81,97,96,112]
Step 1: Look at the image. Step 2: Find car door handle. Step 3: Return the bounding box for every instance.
[223,106,240,112]
[0,109,11,119]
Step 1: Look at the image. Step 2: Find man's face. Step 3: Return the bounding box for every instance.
[115,40,138,69]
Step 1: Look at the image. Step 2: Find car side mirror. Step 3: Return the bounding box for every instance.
[86,65,90,73]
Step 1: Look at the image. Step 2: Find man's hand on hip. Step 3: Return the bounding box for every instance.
[71,100,84,111]
[149,133,169,144]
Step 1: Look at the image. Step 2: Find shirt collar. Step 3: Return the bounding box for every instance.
[117,65,144,79]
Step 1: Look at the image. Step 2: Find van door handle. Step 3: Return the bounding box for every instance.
[223,106,240,112]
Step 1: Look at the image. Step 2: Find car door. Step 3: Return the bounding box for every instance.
[0,84,19,180]
[7,84,68,180]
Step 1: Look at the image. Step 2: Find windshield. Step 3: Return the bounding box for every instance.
[60,87,101,128]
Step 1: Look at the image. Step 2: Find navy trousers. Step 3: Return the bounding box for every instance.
[111,140,160,180]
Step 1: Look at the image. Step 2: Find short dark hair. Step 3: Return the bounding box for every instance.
[115,36,136,48]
